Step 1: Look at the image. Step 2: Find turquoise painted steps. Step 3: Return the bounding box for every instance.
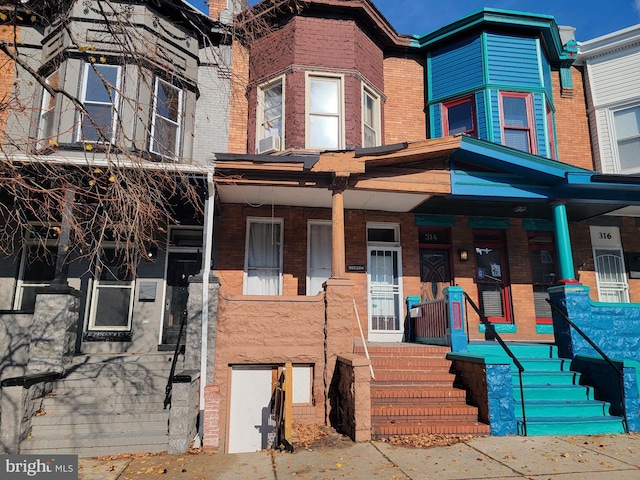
[467,341,626,436]
[518,416,626,436]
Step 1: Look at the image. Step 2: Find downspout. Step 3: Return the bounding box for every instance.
[198,171,215,441]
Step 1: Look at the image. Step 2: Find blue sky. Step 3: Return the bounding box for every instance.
[187,0,640,41]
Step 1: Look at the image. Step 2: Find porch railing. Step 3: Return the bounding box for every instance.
[411,298,448,345]
[546,299,628,432]
[462,292,527,436]
[164,312,188,409]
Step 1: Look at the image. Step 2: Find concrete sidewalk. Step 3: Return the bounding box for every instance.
[79,434,639,480]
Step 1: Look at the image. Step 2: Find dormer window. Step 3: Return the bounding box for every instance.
[150,78,183,159]
[500,92,535,153]
[78,63,121,143]
[256,77,284,153]
[443,96,475,136]
[306,73,344,150]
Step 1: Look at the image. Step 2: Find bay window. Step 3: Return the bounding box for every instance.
[150,78,183,159]
[257,77,284,153]
[307,74,343,150]
[443,96,476,136]
[362,85,380,147]
[78,64,121,143]
[500,92,535,153]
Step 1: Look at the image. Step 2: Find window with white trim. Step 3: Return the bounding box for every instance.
[244,218,283,295]
[362,86,380,147]
[150,78,183,159]
[38,70,59,149]
[257,77,284,152]
[613,105,640,173]
[307,74,343,150]
[88,248,135,330]
[13,224,60,311]
[78,63,121,143]
[500,92,535,153]
[307,220,331,295]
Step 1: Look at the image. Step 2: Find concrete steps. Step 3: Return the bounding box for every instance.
[467,342,626,436]
[19,352,180,457]
[359,343,490,438]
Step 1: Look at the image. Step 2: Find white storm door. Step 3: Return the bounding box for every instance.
[228,366,276,453]
[590,226,629,303]
[307,221,332,295]
[367,246,403,342]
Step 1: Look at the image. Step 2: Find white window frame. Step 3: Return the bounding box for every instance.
[38,70,59,149]
[13,223,60,310]
[306,220,332,295]
[243,217,284,295]
[256,75,285,151]
[362,84,381,148]
[77,63,121,143]
[305,73,345,150]
[87,247,135,331]
[150,77,183,159]
[611,104,640,174]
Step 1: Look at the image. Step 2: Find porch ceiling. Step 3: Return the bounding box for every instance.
[215,184,430,212]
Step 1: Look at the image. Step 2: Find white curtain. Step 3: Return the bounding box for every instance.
[246,221,281,295]
[308,223,331,295]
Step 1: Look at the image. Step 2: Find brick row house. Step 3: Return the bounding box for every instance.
[1,0,640,456]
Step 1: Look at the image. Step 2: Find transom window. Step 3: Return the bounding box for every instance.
[257,77,283,152]
[500,92,535,153]
[307,74,343,150]
[443,97,475,136]
[613,105,640,173]
[362,86,380,148]
[78,64,121,143]
[150,78,183,159]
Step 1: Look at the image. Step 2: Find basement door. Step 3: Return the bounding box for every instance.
[367,246,404,342]
[228,366,277,453]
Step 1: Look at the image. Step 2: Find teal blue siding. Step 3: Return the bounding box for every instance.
[533,92,546,156]
[431,104,442,138]
[430,36,483,100]
[475,92,488,140]
[490,90,502,144]
[541,49,553,98]
[486,33,541,87]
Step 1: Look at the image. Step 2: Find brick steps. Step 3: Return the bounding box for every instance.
[361,343,489,438]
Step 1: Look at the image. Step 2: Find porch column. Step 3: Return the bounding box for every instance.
[552,201,577,283]
[330,177,348,278]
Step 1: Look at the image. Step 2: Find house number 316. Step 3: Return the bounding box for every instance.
[599,232,612,239]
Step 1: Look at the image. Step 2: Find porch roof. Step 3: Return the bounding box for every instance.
[213,136,640,220]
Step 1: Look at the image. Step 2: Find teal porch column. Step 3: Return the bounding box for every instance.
[552,202,577,283]
[444,286,468,352]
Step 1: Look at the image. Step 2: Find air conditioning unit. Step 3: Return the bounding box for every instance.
[257,135,281,154]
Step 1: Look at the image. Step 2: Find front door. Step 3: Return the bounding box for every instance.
[474,230,512,323]
[367,246,403,342]
[162,252,201,346]
[590,226,629,303]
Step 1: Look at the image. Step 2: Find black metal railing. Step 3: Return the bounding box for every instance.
[545,299,628,432]
[463,292,527,435]
[164,314,188,409]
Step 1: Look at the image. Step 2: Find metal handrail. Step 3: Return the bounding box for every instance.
[462,292,527,435]
[545,299,628,432]
[163,313,188,409]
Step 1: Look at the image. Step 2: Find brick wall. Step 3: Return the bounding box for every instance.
[0,26,17,144]
[383,56,427,144]
[203,385,221,450]
[228,42,250,153]
[553,66,594,170]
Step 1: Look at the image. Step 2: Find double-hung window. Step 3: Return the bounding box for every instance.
[244,218,283,295]
[443,96,476,136]
[78,64,121,143]
[613,105,640,173]
[307,74,343,150]
[150,78,183,159]
[38,70,59,149]
[257,77,283,153]
[362,86,380,147]
[500,92,535,153]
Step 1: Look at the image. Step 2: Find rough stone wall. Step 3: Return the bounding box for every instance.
[212,290,326,452]
[553,66,594,170]
[0,313,33,380]
[335,354,371,442]
[168,372,200,454]
[383,56,426,144]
